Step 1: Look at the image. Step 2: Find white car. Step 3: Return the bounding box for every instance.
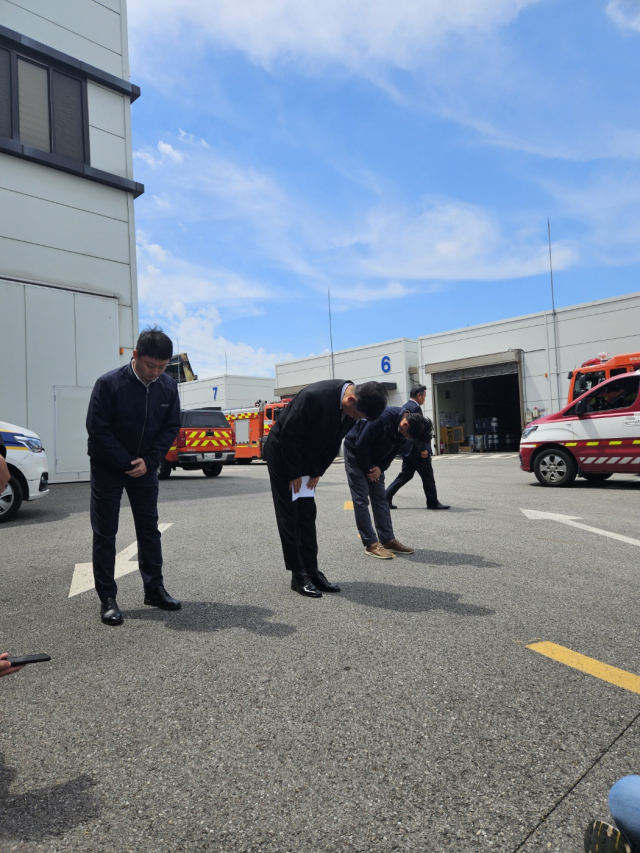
[0,420,49,522]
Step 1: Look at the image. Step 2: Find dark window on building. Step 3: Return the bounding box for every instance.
[0,49,11,138]
[18,58,50,152]
[0,48,86,163]
[51,71,83,161]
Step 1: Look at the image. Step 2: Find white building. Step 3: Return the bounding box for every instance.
[0,1,141,482]
[179,374,275,413]
[275,339,420,406]
[275,292,640,452]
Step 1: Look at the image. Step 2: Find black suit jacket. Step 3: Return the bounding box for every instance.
[344,406,409,473]
[266,379,355,481]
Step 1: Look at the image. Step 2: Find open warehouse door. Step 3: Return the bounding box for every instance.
[426,352,524,453]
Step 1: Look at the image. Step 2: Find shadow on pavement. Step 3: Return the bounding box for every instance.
[340,582,495,616]
[123,601,297,637]
[409,548,500,568]
[0,753,98,843]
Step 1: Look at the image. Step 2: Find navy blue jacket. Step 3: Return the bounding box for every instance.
[403,397,431,454]
[87,363,180,473]
[344,406,410,473]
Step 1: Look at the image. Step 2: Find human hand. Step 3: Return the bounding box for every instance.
[289,477,302,494]
[0,456,10,492]
[126,458,147,478]
[420,449,430,458]
[367,466,381,482]
[0,653,24,678]
[307,477,320,490]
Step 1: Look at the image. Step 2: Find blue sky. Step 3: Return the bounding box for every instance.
[126,0,640,377]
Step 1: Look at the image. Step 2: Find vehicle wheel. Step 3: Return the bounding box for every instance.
[0,477,23,523]
[582,472,613,483]
[236,458,253,465]
[533,447,577,487]
[203,463,223,477]
[158,460,172,480]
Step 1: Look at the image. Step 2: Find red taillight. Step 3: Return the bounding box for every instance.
[177,431,187,448]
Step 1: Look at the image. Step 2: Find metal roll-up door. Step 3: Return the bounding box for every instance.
[432,361,519,384]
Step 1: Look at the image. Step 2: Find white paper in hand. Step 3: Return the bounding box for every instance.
[292,475,316,502]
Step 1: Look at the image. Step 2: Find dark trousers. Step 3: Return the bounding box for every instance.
[344,447,394,546]
[266,459,318,575]
[385,446,438,507]
[90,463,164,601]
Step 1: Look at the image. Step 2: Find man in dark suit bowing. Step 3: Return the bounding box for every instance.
[265,380,388,597]
[385,385,450,511]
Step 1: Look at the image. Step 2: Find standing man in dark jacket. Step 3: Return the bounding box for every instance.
[344,407,433,559]
[385,385,450,510]
[265,380,387,598]
[86,327,182,626]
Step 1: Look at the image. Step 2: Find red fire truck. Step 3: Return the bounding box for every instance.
[567,352,640,402]
[160,408,236,479]
[226,400,290,463]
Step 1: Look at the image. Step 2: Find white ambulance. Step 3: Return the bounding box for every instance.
[0,420,50,522]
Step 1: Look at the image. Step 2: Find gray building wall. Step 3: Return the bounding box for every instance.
[179,375,276,413]
[0,0,140,482]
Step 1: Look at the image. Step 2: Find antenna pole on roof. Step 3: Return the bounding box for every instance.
[547,218,561,408]
[328,288,335,380]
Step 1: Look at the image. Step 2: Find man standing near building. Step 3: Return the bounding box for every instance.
[344,407,433,558]
[385,385,450,511]
[86,327,182,626]
[265,380,388,597]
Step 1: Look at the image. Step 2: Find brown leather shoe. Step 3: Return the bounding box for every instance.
[365,542,395,559]
[382,539,415,554]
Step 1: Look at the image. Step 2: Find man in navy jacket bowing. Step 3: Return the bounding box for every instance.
[344,406,433,559]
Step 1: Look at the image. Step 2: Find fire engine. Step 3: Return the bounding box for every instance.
[160,408,235,479]
[226,399,290,463]
[567,352,640,402]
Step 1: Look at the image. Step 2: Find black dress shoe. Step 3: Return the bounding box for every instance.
[144,585,181,610]
[291,572,322,598]
[388,501,397,510]
[101,596,123,626]
[308,570,341,593]
[427,502,450,510]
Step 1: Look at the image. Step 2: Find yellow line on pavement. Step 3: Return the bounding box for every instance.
[344,501,353,510]
[527,641,640,695]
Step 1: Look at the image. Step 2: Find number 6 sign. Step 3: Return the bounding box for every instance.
[381,356,391,373]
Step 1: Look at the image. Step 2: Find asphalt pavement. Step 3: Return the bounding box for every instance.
[2,454,640,853]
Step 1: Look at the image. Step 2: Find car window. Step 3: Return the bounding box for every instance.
[181,410,230,428]
[273,405,288,421]
[574,370,605,396]
[584,377,640,414]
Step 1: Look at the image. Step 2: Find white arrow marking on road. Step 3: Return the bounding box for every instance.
[520,509,640,548]
[69,523,173,598]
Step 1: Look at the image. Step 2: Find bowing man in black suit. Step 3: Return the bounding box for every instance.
[265,380,388,598]
[385,385,450,510]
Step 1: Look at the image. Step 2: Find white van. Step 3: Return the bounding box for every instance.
[0,420,49,522]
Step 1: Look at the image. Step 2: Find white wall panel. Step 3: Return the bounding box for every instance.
[87,83,126,137]
[54,385,92,474]
[0,187,130,263]
[25,286,76,463]
[89,127,128,178]
[0,1,122,77]
[117,303,134,349]
[0,279,27,426]
[74,292,119,386]
[4,0,122,54]
[0,154,129,221]
[0,236,132,305]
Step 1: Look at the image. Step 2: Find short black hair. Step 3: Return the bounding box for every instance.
[410,384,427,398]
[136,326,173,361]
[355,381,388,420]
[404,412,433,442]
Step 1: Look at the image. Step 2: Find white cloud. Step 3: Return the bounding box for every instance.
[157,141,184,162]
[606,0,640,33]
[127,0,541,70]
[341,200,577,281]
